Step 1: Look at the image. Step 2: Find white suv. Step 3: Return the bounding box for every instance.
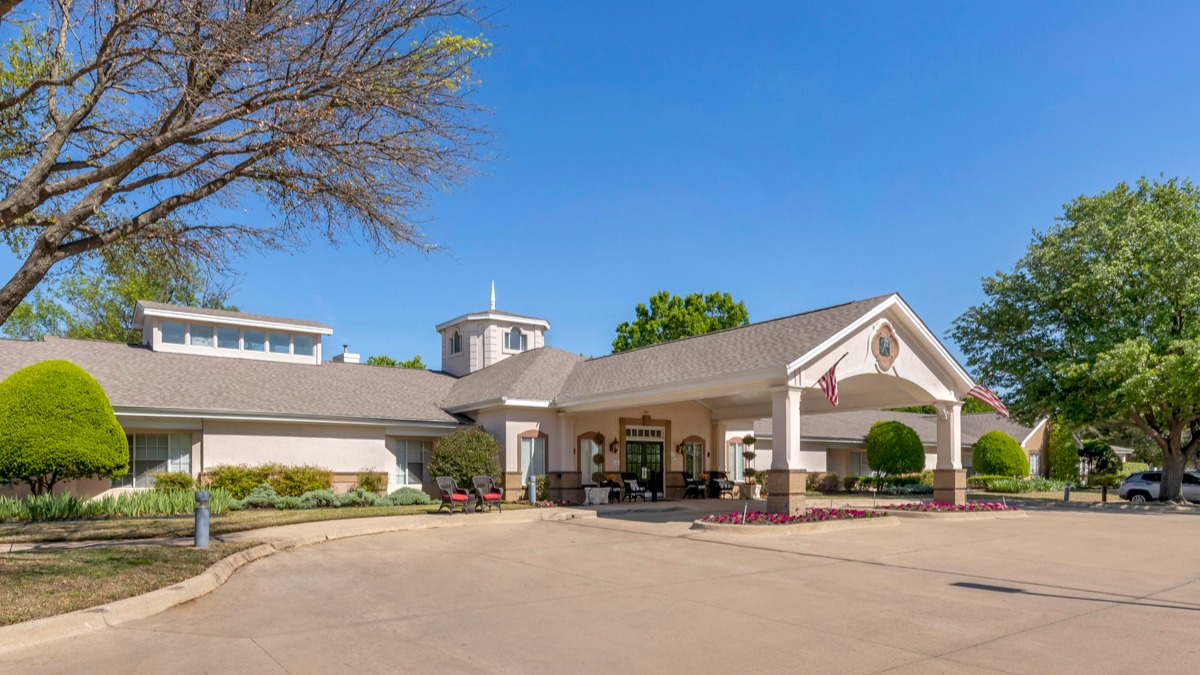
[1119,471,1200,502]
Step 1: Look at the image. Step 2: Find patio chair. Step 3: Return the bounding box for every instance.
[620,472,647,502]
[472,475,504,513]
[681,472,706,499]
[709,471,735,499]
[601,475,622,503]
[436,476,472,515]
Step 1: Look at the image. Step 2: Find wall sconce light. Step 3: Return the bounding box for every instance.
[674,441,686,456]
[609,439,619,454]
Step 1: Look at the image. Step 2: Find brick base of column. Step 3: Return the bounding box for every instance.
[766,470,807,516]
[933,469,967,505]
[503,472,525,502]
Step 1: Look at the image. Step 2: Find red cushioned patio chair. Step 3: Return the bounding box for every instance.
[436,476,471,514]
[472,475,504,513]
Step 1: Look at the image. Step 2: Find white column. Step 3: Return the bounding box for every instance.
[935,402,963,469]
[714,420,729,471]
[557,413,574,473]
[771,386,803,470]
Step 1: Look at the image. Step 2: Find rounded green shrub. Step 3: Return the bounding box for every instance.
[298,489,340,509]
[0,360,128,494]
[866,420,925,476]
[271,464,332,497]
[428,426,500,488]
[236,483,280,509]
[207,464,277,499]
[387,487,435,506]
[151,471,195,492]
[972,431,1029,477]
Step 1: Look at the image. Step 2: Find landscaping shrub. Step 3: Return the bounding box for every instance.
[271,464,332,497]
[918,470,934,488]
[338,488,382,507]
[1079,439,1122,477]
[356,470,387,494]
[805,472,839,493]
[0,488,234,521]
[535,475,551,501]
[207,464,278,500]
[1120,462,1149,476]
[1048,421,1080,482]
[236,483,281,509]
[428,426,500,488]
[972,476,1072,493]
[972,431,1029,477]
[1088,473,1123,488]
[967,474,1011,489]
[24,492,86,520]
[151,471,195,492]
[866,421,925,476]
[0,360,128,495]
[298,489,340,509]
[843,475,861,491]
[386,487,435,506]
[274,496,303,510]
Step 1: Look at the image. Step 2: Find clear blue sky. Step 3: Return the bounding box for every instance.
[7,1,1200,368]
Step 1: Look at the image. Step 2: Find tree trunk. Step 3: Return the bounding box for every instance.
[0,241,60,325]
[1160,449,1187,503]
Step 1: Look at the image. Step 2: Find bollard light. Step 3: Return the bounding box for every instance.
[195,489,210,548]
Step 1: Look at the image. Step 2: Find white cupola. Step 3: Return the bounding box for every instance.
[435,283,549,377]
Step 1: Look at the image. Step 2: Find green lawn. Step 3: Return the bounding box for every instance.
[0,542,256,626]
[0,503,534,544]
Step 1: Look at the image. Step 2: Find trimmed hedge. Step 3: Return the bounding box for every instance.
[0,360,128,494]
[973,431,1029,477]
[866,421,925,476]
[428,426,500,488]
[206,463,332,499]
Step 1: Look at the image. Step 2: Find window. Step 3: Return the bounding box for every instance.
[190,324,214,348]
[293,334,314,356]
[269,332,290,354]
[217,326,240,350]
[506,328,527,352]
[243,329,266,352]
[685,441,704,476]
[113,433,192,489]
[521,434,546,485]
[1029,453,1040,476]
[851,451,871,476]
[581,437,602,481]
[449,329,462,354]
[161,321,186,345]
[395,439,432,486]
[729,441,745,481]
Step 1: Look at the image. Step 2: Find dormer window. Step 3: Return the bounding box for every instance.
[506,328,527,352]
[161,321,186,345]
[450,330,462,355]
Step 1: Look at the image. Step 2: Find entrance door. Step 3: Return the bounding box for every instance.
[626,441,664,497]
[521,435,546,486]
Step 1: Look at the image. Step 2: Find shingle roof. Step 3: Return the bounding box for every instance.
[753,410,1036,447]
[558,294,895,401]
[0,337,458,423]
[444,347,584,410]
[137,301,332,330]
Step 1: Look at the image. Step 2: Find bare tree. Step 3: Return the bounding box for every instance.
[0,0,490,324]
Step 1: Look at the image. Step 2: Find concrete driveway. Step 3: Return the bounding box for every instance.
[2,505,1198,674]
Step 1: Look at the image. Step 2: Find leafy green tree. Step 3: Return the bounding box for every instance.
[865,420,925,476]
[0,0,490,325]
[952,177,1200,501]
[972,431,1029,477]
[888,397,995,415]
[1079,439,1122,477]
[3,242,235,343]
[1047,421,1080,482]
[366,354,426,369]
[0,360,128,494]
[428,426,500,489]
[612,291,749,353]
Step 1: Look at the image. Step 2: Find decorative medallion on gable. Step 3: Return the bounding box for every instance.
[871,322,900,372]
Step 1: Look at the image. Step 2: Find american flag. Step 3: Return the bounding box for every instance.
[967,385,1009,418]
[817,363,839,406]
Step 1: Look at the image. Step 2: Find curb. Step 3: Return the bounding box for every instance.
[862,508,1027,520]
[0,507,592,656]
[689,515,898,536]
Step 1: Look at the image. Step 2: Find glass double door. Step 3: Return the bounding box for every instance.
[625,441,664,496]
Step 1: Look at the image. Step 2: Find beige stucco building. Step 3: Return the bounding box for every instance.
[0,293,1045,511]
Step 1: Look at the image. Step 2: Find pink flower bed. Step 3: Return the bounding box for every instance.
[701,507,884,525]
[880,502,1018,512]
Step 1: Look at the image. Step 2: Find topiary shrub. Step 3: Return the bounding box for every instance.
[428,426,500,489]
[0,360,129,494]
[866,420,925,476]
[973,431,1029,477]
[151,471,195,492]
[298,489,340,509]
[386,487,435,506]
[271,464,332,497]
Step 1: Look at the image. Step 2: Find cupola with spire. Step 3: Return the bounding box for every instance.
[434,283,549,376]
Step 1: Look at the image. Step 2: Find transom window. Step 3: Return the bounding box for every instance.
[114,433,192,489]
[625,426,664,439]
[449,330,462,354]
[506,328,527,352]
